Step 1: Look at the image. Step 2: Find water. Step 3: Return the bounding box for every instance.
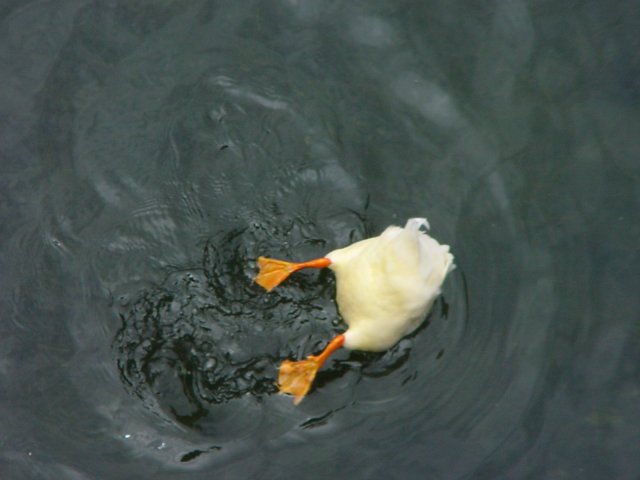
[1,1,639,478]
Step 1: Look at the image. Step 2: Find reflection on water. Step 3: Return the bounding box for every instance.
[1,1,639,478]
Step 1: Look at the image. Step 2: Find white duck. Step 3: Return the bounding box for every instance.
[255,218,454,404]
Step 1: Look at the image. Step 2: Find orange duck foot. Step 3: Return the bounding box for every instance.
[278,357,322,405]
[278,334,345,405]
[254,257,331,292]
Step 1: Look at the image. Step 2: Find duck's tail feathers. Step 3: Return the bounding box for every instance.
[405,217,430,231]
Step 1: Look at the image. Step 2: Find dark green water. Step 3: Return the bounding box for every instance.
[1,1,639,478]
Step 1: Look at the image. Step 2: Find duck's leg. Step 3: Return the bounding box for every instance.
[279,334,345,405]
[254,256,331,292]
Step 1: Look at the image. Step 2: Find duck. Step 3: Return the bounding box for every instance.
[254,217,454,404]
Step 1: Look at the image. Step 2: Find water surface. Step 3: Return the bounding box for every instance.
[1,1,639,479]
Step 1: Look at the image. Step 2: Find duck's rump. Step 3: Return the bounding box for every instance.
[328,218,454,351]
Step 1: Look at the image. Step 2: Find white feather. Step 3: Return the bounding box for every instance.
[326,218,454,351]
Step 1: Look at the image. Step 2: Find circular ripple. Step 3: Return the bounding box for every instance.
[114,221,335,419]
[113,215,466,443]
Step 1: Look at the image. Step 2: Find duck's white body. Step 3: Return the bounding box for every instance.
[326,218,454,351]
[256,217,455,403]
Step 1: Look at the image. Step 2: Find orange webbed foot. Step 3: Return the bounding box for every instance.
[278,357,322,405]
[254,257,331,292]
[255,257,298,292]
[278,334,345,405]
